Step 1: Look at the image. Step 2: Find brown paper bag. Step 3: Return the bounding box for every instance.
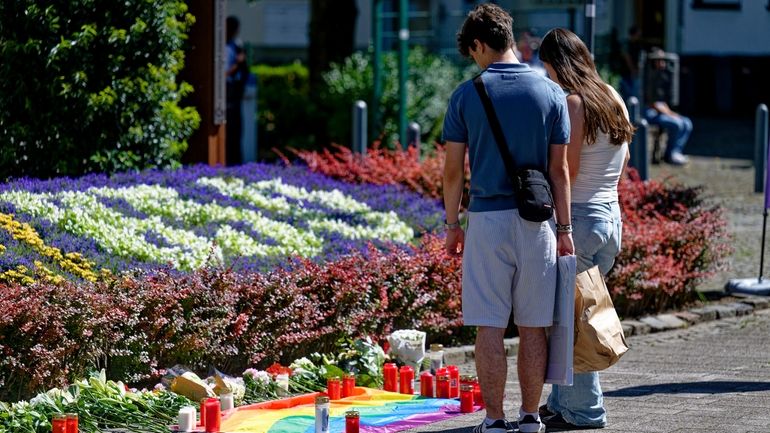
[573,265,629,373]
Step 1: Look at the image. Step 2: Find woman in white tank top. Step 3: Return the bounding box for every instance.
[537,28,634,430]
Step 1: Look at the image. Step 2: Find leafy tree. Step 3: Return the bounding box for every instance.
[0,1,200,179]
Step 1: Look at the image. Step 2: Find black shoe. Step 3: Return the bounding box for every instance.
[472,419,513,433]
[543,414,604,431]
[517,415,545,433]
[539,404,554,418]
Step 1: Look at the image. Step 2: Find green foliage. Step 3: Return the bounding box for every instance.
[322,47,475,149]
[0,1,200,179]
[251,62,315,154]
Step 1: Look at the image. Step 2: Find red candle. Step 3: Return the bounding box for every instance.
[204,398,221,433]
[327,377,342,400]
[345,410,360,433]
[199,398,207,426]
[419,371,434,397]
[460,385,474,413]
[473,382,484,408]
[399,365,414,394]
[342,373,356,397]
[435,367,447,380]
[383,363,398,392]
[52,414,66,433]
[447,365,460,398]
[436,375,450,399]
[65,413,78,433]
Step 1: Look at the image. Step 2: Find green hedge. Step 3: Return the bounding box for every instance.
[251,62,316,157]
[321,47,474,149]
[252,49,473,158]
[0,1,200,179]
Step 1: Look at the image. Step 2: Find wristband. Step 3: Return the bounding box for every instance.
[556,223,573,233]
[444,220,461,230]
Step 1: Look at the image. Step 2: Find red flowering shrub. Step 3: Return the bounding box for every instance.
[0,236,463,400]
[291,143,469,206]
[296,144,731,318]
[608,169,732,317]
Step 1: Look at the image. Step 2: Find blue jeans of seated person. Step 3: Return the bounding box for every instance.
[645,108,693,160]
[547,201,622,427]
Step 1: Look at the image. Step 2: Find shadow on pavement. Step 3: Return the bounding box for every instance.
[605,380,770,397]
[411,428,473,433]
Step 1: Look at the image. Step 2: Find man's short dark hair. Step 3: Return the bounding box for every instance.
[456,3,514,57]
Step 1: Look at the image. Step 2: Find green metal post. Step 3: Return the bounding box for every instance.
[398,0,409,149]
[371,0,383,141]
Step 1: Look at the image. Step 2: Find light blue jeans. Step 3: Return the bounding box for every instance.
[645,108,693,159]
[547,201,622,427]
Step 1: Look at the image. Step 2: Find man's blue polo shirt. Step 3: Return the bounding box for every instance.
[443,63,570,212]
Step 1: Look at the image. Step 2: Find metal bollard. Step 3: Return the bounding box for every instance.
[352,100,368,155]
[755,104,769,193]
[407,122,421,159]
[627,96,640,125]
[631,118,649,181]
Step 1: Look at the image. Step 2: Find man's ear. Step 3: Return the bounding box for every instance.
[472,39,484,54]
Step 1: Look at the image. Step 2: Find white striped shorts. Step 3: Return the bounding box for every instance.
[462,208,557,328]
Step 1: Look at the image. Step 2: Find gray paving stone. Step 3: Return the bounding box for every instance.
[655,313,688,329]
[726,301,754,316]
[674,311,702,324]
[736,295,770,309]
[688,306,718,321]
[622,322,634,338]
[639,315,674,331]
[710,304,738,319]
[443,346,471,366]
[503,337,518,357]
[623,320,652,335]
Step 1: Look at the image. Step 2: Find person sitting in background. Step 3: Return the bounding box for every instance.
[644,48,692,166]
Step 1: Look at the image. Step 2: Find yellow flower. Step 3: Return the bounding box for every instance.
[0,213,101,282]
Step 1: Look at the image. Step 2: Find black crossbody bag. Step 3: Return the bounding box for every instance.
[472,73,555,223]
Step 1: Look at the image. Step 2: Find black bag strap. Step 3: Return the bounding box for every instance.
[472,72,518,180]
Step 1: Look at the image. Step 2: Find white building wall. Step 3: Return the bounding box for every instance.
[681,1,770,55]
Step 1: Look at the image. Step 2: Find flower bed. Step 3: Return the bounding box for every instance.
[0,163,443,281]
[0,235,464,401]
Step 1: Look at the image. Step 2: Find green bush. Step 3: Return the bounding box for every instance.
[0,1,200,179]
[251,62,316,156]
[322,47,475,149]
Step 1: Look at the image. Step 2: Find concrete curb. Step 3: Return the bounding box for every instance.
[440,294,770,363]
[621,294,770,337]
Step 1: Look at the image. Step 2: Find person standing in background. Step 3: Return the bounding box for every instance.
[226,16,248,166]
[538,27,633,430]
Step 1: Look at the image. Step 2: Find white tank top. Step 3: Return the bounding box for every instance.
[571,86,629,204]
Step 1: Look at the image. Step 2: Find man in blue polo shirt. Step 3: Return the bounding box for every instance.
[442,4,573,433]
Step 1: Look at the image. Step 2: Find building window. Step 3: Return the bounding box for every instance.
[692,0,741,10]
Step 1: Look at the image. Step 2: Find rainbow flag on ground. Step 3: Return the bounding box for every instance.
[220,387,480,433]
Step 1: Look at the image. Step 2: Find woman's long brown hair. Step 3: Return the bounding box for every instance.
[539,28,635,145]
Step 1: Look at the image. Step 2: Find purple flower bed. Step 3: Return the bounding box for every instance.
[0,163,444,279]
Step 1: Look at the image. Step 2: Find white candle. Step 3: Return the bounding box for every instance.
[178,406,196,432]
[220,393,234,411]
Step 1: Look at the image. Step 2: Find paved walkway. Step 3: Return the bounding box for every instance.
[404,308,770,433]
